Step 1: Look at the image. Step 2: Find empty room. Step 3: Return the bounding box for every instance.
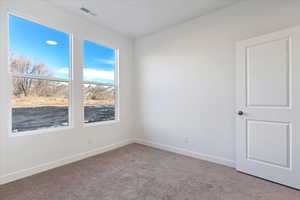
[0,0,300,199]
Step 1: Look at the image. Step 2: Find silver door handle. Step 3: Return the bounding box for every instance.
[237,110,244,116]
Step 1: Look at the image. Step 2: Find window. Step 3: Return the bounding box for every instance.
[83,40,118,124]
[9,15,71,133]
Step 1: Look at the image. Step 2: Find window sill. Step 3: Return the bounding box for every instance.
[82,120,120,128]
[9,126,74,137]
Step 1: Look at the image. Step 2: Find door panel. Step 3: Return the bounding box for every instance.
[247,120,290,168]
[246,38,290,107]
[236,27,300,189]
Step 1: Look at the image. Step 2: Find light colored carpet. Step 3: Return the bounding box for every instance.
[0,144,299,200]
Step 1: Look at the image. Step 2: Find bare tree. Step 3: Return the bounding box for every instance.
[10,56,51,76]
[10,54,114,106]
[84,85,114,101]
[10,56,52,97]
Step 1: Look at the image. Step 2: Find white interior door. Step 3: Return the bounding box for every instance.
[236,27,300,189]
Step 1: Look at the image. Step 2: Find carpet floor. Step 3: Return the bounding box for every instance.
[0,144,299,200]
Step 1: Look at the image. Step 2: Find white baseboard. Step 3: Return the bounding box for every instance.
[0,138,236,185]
[134,139,235,168]
[0,139,133,185]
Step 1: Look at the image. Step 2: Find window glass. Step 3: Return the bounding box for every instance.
[9,15,70,79]
[9,15,71,133]
[83,40,115,83]
[83,40,117,123]
[12,78,69,132]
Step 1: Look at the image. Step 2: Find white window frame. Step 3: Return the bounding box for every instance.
[8,13,74,135]
[82,40,120,126]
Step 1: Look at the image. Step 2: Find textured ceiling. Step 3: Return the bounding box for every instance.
[47,0,243,38]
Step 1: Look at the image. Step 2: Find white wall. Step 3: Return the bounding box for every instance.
[0,0,134,184]
[134,0,300,167]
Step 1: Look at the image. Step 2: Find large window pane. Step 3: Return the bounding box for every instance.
[12,78,69,132]
[9,15,71,133]
[9,15,70,79]
[83,40,117,123]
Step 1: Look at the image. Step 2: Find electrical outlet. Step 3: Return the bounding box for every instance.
[184,137,189,144]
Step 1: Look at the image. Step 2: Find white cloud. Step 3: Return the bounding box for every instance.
[46,40,58,45]
[95,58,115,65]
[58,68,114,81]
[58,68,69,74]
[84,68,114,81]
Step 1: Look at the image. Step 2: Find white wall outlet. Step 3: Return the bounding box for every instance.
[184,137,189,144]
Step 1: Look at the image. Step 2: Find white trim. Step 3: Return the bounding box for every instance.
[68,34,75,128]
[114,48,120,121]
[83,119,120,128]
[0,138,237,185]
[9,126,73,137]
[134,139,236,168]
[12,74,69,82]
[0,139,133,185]
[7,10,73,38]
[82,81,114,87]
[0,6,8,182]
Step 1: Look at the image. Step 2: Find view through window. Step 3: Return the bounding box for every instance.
[9,15,71,133]
[83,40,117,123]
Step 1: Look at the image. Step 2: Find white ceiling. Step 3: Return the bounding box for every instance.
[47,0,243,38]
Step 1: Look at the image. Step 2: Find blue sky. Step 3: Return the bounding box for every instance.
[9,15,115,83]
[83,40,115,83]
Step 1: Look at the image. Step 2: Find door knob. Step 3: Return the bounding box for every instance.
[237,110,244,116]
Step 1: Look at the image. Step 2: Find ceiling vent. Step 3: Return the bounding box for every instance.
[80,7,97,16]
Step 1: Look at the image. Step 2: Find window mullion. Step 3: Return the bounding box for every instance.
[82,80,114,87]
[12,73,69,83]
